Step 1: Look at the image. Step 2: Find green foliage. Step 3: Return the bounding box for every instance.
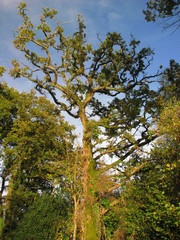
[0,66,6,77]
[159,60,180,101]
[152,99,180,203]
[0,83,75,238]
[120,183,180,240]
[111,98,180,239]
[6,194,72,240]
[158,99,180,140]
[2,85,75,193]
[103,210,120,239]
[143,0,180,30]
[0,217,3,234]
[2,188,36,238]
[100,197,110,209]
[0,83,18,142]
[102,95,180,239]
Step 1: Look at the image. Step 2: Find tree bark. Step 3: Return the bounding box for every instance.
[0,176,6,218]
[79,110,100,240]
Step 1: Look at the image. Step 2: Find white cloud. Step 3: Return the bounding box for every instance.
[0,0,21,11]
[108,12,123,22]
[98,0,111,7]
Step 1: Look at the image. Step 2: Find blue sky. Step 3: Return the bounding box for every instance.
[0,0,179,92]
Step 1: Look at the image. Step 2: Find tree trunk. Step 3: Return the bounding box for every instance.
[79,111,100,240]
[0,176,5,218]
[84,159,100,240]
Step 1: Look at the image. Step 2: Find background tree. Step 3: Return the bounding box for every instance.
[0,67,8,235]
[0,83,19,215]
[121,100,180,240]
[7,194,73,240]
[10,2,164,239]
[0,83,76,239]
[102,63,180,240]
[143,0,180,31]
[159,60,180,100]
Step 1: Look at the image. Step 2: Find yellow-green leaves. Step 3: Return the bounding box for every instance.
[18,2,27,16]
[42,7,58,19]
[158,99,180,141]
[9,60,23,78]
[0,66,6,77]
[1,83,75,193]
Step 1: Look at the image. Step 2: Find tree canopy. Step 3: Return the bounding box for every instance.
[143,0,180,30]
[0,82,76,239]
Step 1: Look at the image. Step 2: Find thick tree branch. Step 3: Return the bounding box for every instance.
[101,135,157,173]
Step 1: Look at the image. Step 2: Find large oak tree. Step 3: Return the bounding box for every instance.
[10,3,163,239]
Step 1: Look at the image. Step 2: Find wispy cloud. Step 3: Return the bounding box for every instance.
[0,0,22,11]
[108,12,123,22]
[98,0,111,8]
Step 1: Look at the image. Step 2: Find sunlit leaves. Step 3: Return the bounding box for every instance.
[2,88,75,190]
[158,99,180,140]
[0,83,76,237]
[0,66,6,77]
[42,7,58,19]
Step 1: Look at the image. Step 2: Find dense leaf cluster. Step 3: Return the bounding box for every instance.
[0,83,75,239]
[143,0,180,30]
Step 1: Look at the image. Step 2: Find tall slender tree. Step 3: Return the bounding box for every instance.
[10,3,163,238]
